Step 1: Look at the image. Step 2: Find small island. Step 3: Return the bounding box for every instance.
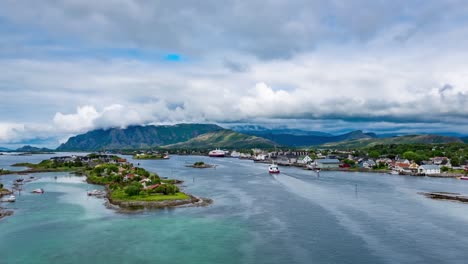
[6,154,211,210]
[419,192,468,203]
[133,152,169,160]
[186,161,215,169]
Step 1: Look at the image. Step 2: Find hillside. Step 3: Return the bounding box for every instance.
[57,124,224,151]
[462,137,468,143]
[164,130,277,149]
[253,130,376,147]
[322,134,464,148]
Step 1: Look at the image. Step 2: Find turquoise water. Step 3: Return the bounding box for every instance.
[1,154,468,263]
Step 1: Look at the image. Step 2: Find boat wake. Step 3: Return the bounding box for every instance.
[271,173,443,263]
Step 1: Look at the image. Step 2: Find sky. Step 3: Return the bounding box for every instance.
[1,0,468,148]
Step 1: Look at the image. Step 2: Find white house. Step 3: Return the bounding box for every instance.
[230,151,241,158]
[297,155,313,164]
[418,165,440,175]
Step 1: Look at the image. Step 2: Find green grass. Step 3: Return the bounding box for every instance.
[110,189,190,202]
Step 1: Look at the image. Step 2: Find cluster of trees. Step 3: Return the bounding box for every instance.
[361,143,467,166]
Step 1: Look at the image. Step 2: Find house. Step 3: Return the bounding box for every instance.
[145,184,161,190]
[230,151,241,158]
[297,155,313,165]
[359,159,376,169]
[254,154,267,161]
[418,165,440,175]
[408,162,419,172]
[140,178,152,188]
[314,159,341,169]
[396,159,410,164]
[123,173,135,182]
[432,157,449,165]
[394,162,410,172]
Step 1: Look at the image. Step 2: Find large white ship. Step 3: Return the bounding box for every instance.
[208,149,226,157]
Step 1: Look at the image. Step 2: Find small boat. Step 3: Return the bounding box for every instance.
[87,190,105,196]
[1,195,16,202]
[268,163,280,174]
[459,176,468,180]
[32,188,44,194]
[15,178,24,183]
[209,149,226,157]
[390,170,399,175]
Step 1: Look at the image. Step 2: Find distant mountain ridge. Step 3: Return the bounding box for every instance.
[231,125,332,136]
[322,134,464,148]
[16,145,54,152]
[57,124,224,151]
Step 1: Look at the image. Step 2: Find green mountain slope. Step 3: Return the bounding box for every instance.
[322,134,464,148]
[57,124,224,151]
[164,130,277,149]
[251,130,376,147]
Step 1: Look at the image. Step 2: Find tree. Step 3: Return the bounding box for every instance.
[368,150,380,159]
[440,166,449,172]
[0,183,3,189]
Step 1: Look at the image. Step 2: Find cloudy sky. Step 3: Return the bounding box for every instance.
[1,0,468,147]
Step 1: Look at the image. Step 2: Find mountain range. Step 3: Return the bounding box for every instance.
[235,127,378,147]
[2,124,467,152]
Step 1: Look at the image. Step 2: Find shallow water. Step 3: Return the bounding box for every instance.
[1,154,468,264]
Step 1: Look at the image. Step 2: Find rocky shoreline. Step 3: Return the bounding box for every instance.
[419,192,468,203]
[0,208,13,220]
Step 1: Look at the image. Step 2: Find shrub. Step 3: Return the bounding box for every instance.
[124,182,143,196]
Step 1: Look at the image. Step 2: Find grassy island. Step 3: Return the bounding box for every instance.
[133,153,169,160]
[187,161,215,169]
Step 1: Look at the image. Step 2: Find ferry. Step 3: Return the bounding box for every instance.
[268,163,280,174]
[209,149,225,157]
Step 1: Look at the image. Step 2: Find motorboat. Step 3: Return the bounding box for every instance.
[32,188,44,194]
[268,163,280,174]
[209,149,225,157]
[458,176,468,180]
[1,195,15,202]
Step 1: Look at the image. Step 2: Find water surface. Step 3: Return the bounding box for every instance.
[1,154,468,264]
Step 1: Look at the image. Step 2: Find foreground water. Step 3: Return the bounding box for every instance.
[1,153,468,264]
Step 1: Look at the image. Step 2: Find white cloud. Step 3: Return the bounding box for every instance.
[1,1,468,146]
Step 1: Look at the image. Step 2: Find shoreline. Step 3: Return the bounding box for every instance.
[419,192,468,203]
